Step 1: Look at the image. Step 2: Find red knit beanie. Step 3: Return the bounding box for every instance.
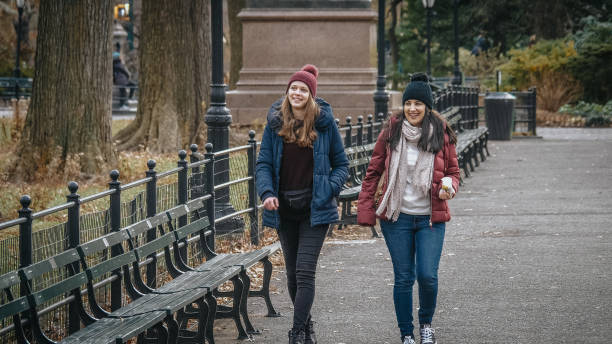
[286,64,319,98]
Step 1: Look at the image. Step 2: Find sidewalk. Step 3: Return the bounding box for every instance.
[217,127,612,343]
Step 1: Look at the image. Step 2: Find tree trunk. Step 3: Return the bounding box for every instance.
[13,0,114,181]
[228,0,245,90]
[114,0,211,152]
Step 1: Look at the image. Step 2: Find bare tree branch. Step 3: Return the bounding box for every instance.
[0,1,18,15]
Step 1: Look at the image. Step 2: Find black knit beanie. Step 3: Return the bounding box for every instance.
[402,73,433,109]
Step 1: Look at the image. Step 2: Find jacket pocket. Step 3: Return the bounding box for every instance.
[313,176,332,208]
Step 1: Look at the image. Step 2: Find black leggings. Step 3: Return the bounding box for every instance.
[277,216,328,330]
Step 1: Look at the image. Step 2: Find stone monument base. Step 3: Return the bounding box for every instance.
[226,8,402,124]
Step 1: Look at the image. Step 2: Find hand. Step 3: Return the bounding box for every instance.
[439,188,455,200]
[263,197,279,211]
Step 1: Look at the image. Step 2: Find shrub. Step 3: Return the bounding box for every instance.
[566,17,612,104]
[500,39,582,111]
[458,46,508,92]
[558,100,612,127]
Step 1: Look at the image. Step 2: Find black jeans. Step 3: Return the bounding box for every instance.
[278,215,328,330]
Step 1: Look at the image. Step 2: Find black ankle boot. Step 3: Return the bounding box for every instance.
[304,319,316,344]
[288,328,305,344]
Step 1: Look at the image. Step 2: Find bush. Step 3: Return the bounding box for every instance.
[500,39,582,111]
[558,100,612,127]
[458,46,508,91]
[566,17,612,104]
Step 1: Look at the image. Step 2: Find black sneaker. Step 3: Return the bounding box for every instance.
[304,319,317,344]
[288,328,306,344]
[402,334,416,344]
[419,324,437,344]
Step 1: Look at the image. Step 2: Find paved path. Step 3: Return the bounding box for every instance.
[217,128,612,343]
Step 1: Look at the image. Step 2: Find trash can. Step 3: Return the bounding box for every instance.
[485,92,515,140]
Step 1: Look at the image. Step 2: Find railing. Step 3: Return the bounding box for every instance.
[337,113,386,149]
[0,131,267,342]
[510,87,537,136]
[0,83,477,342]
[433,84,481,130]
[335,84,481,150]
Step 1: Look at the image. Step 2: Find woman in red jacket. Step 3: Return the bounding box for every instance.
[357,73,460,344]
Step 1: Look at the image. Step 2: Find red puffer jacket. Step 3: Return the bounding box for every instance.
[357,115,460,225]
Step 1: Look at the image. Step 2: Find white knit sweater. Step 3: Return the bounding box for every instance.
[400,143,430,215]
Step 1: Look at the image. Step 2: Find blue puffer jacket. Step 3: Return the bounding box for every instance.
[256,98,349,229]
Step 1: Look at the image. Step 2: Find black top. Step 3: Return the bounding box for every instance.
[279,141,314,191]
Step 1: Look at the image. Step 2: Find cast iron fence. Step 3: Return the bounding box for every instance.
[0,82,478,342]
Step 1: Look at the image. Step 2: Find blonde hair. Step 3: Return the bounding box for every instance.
[278,94,319,148]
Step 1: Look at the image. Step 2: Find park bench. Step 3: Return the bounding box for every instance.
[439,106,490,181]
[0,77,33,102]
[0,195,280,344]
[330,115,383,238]
[335,142,378,237]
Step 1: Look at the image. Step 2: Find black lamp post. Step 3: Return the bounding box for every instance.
[451,0,462,85]
[205,0,243,234]
[422,0,434,77]
[373,0,389,118]
[14,0,25,99]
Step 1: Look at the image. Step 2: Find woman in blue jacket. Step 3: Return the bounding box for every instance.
[256,64,348,344]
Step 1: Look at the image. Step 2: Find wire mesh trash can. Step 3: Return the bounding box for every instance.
[485,92,516,140]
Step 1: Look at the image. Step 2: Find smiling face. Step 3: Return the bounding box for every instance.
[403,99,426,126]
[287,81,311,111]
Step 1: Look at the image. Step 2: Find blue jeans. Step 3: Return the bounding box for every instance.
[380,214,446,338]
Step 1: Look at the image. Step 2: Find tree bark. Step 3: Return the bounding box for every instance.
[228,0,245,90]
[13,0,114,181]
[114,0,211,152]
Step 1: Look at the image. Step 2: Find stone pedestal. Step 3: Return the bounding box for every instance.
[227,5,401,124]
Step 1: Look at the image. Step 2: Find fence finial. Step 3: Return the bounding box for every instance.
[248,130,256,140]
[178,150,187,161]
[110,169,120,181]
[190,144,198,154]
[205,143,213,153]
[19,195,31,209]
[68,181,79,194]
[147,159,156,170]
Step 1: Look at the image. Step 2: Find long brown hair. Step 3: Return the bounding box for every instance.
[385,108,457,153]
[278,94,320,148]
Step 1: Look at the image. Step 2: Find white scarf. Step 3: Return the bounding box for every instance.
[376,120,435,221]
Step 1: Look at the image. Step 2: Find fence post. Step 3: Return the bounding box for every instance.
[108,170,122,311]
[377,112,385,137]
[145,160,157,288]
[204,144,216,258]
[529,87,537,136]
[344,117,352,148]
[189,144,201,200]
[177,150,189,262]
[18,195,32,298]
[66,182,81,334]
[445,89,450,111]
[356,115,364,146]
[469,87,476,129]
[433,91,440,112]
[366,114,373,144]
[247,131,259,246]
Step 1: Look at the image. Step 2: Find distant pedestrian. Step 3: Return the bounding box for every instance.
[256,64,349,344]
[112,51,135,110]
[357,73,460,344]
[471,33,490,56]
